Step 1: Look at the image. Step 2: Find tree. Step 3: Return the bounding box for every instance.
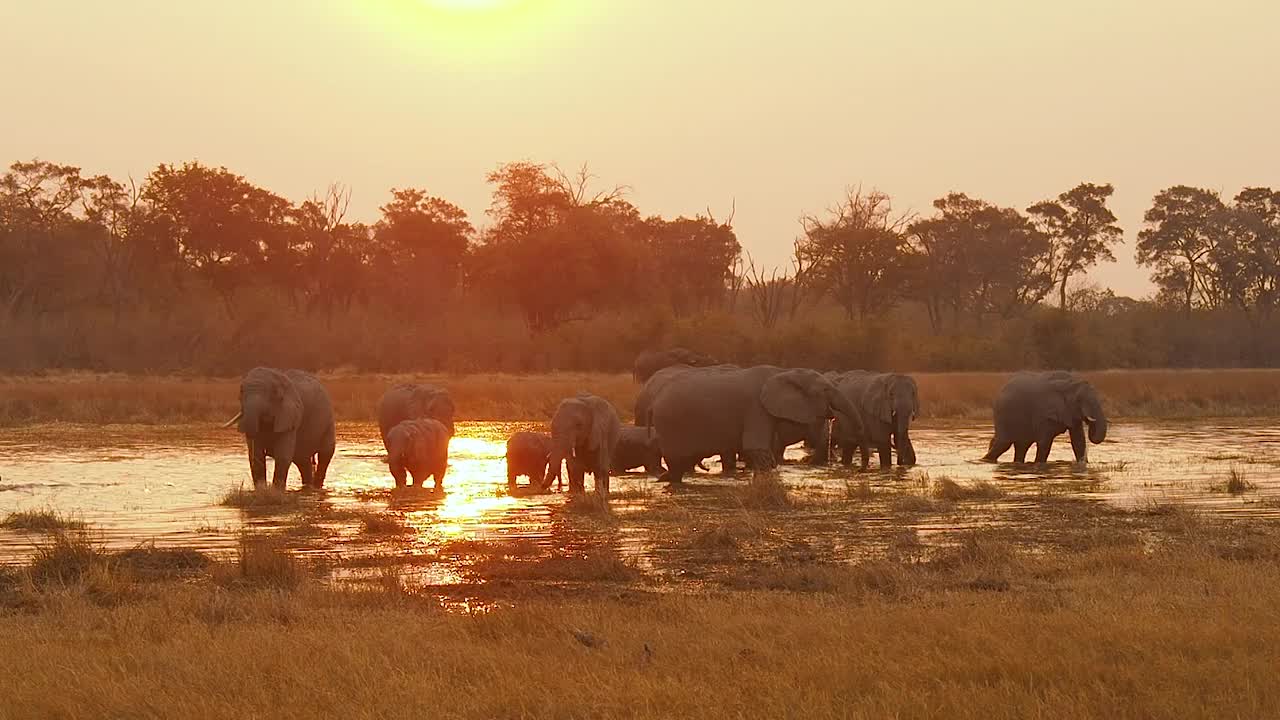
[1027,182,1123,310]
[471,162,641,332]
[1220,187,1280,317]
[372,188,472,312]
[141,162,291,313]
[796,187,912,321]
[0,160,90,314]
[906,193,1052,331]
[1136,186,1227,314]
[642,211,740,316]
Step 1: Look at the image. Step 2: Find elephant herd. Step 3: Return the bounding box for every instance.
[224,352,1110,497]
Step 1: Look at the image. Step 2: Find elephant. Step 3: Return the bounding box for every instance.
[982,371,1108,464]
[648,365,864,484]
[385,418,450,490]
[223,367,336,490]
[376,384,455,452]
[543,393,623,496]
[635,363,739,475]
[833,371,919,469]
[507,431,556,491]
[632,347,718,384]
[611,426,664,476]
[773,417,832,466]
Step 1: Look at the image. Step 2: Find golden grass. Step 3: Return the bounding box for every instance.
[932,477,1007,501]
[0,509,87,532]
[4,532,1280,718]
[736,472,793,510]
[470,547,640,584]
[3,368,1280,426]
[358,512,412,536]
[211,535,306,590]
[219,486,302,511]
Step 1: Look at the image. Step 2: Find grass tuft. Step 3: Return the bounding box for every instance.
[214,535,305,590]
[219,486,302,511]
[26,532,108,586]
[737,472,793,510]
[932,477,1007,501]
[359,513,412,536]
[113,544,211,578]
[1,509,87,533]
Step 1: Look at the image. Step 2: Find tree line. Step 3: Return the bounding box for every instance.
[1,157,1277,373]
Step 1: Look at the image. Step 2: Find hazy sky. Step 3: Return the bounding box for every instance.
[3,0,1277,297]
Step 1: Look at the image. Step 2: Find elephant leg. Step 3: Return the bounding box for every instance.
[840,446,854,466]
[746,448,775,471]
[660,457,696,484]
[1033,434,1055,465]
[507,463,518,491]
[596,467,610,497]
[314,442,334,489]
[983,436,1013,462]
[434,462,447,492]
[247,438,268,488]
[1013,441,1031,463]
[270,435,296,491]
[877,444,892,470]
[1068,422,1087,463]
[568,459,586,493]
[719,451,737,476]
[297,455,316,488]
[859,444,871,471]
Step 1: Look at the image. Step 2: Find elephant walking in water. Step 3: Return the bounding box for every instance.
[376,384,455,450]
[385,418,450,490]
[833,371,919,469]
[649,365,863,484]
[544,393,623,497]
[636,363,738,475]
[507,431,555,492]
[224,367,336,490]
[983,371,1108,465]
[632,347,717,384]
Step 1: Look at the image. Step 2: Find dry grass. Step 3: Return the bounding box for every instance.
[687,515,769,553]
[736,472,793,510]
[358,512,412,536]
[219,486,303,511]
[3,368,1280,426]
[1,510,1280,716]
[0,509,87,533]
[932,477,1007,501]
[1211,467,1258,495]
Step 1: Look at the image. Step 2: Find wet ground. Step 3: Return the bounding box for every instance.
[1,419,1278,588]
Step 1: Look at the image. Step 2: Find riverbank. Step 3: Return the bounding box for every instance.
[1,369,1278,426]
[1,495,1277,719]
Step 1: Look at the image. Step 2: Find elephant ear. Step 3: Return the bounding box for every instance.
[1044,373,1083,426]
[907,377,920,419]
[271,371,304,433]
[587,396,617,452]
[761,370,827,425]
[866,375,894,424]
[420,388,456,433]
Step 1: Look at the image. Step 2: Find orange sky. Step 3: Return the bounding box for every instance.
[3,0,1277,297]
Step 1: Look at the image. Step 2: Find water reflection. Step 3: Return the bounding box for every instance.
[1,418,1279,570]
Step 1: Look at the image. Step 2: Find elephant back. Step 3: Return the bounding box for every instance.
[377,383,455,443]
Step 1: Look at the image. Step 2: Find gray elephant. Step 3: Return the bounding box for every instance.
[636,363,738,475]
[983,371,1108,464]
[611,426,664,476]
[773,417,832,466]
[507,431,556,491]
[833,371,919,469]
[649,365,864,484]
[224,367,336,490]
[632,347,717,384]
[544,393,623,496]
[376,384,455,452]
[385,418,450,490]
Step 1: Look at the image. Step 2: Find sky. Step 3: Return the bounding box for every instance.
[2,0,1277,298]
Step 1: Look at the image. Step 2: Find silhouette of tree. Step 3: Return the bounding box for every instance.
[1027,182,1123,310]
[1220,187,1280,318]
[642,212,740,316]
[372,188,472,312]
[796,187,911,320]
[1136,186,1228,314]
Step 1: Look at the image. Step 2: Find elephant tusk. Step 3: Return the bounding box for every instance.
[1084,416,1097,423]
[222,410,243,429]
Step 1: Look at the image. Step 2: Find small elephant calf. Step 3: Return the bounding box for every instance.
[611,426,664,476]
[385,418,450,491]
[506,431,556,491]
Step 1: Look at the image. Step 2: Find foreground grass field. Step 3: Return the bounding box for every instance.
[2,492,1279,719]
[3,368,1280,425]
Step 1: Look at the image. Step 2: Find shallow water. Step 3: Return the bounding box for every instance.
[1,419,1278,575]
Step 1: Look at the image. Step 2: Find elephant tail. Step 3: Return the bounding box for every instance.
[221,410,243,429]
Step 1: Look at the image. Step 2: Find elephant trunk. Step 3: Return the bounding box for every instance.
[894,415,917,466]
[1087,415,1108,445]
[543,435,572,490]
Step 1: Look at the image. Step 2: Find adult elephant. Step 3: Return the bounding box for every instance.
[635,363,738,474]
[632,347,717,384]
[543,393,623,496]
[649,365,863,484]
[983,371,1107,464]
[224,367,336,490]
[376,384,455,451]
[833,371,919,469]
[612,426,664,476]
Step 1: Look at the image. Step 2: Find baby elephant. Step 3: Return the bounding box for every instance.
[507,431,556,491]
[385,418,450,491]
[611,426,664,476]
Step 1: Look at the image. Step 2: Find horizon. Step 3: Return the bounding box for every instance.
[4,0,1278,299]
